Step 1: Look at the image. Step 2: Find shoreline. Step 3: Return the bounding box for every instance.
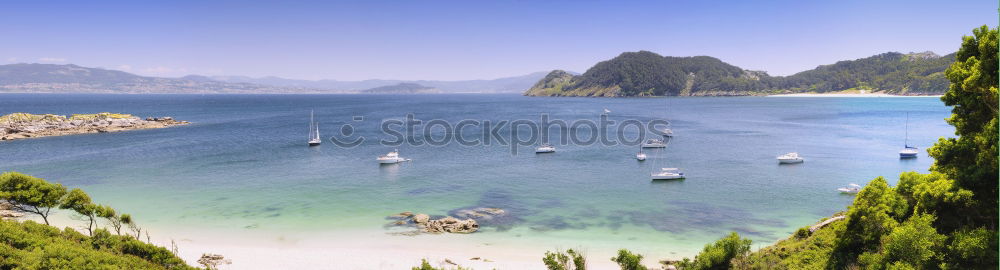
[24,212,700,269]
[767,93,942,98]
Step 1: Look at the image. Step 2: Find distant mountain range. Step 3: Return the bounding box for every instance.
[0,63,548,94]
[210,72,548,93]
[525,50,955,97]
[360,83,440,94]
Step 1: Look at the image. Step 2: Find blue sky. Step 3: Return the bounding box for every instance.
[1,1,995,80]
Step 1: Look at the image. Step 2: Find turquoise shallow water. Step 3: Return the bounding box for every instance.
[0,94,951,255]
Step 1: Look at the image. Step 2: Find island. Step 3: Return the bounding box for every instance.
[361,83,441,94]
[0,112,188,141]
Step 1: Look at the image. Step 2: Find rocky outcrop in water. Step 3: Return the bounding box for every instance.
[387,210,497,234]
[0,112,188,141]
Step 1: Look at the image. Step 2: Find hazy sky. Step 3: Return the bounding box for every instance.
[1,1,995,80]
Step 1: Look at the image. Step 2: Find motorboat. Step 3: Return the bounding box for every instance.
[307,110,321,146]
[377,150,409,164]
[641,139,667,148]
[651,168,685,180]
[535,143,556,153]
[777,152,804,164]
[838,183,862,194]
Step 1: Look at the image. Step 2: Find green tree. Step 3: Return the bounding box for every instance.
[929,24,998,229]
[834,177,907,263]
[96,204,126,235]
[0,172,68,225]
[858,214,946,269]
[680,232,752,270]
[59,188,98,236]
[543,249,586,270]
[610,249,647,270]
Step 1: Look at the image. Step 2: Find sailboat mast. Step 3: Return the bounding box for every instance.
[904,112,909,147]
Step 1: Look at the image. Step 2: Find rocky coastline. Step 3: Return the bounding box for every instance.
[0,112,189,141]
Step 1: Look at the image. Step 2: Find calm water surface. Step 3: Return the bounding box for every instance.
[0,94,952,255]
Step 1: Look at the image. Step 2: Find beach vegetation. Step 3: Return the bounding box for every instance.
[0,172,67,225]
[674,232,752,270]
[542,248,586,270]
[0,219,194,269]
[610,249,648,270]
[59,188,99,236]
[410,258,472,270]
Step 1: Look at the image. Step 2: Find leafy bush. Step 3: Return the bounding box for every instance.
[610,249,647,270]
[542,249,586,270]
[0,220,194,269]
[678,232,751,270]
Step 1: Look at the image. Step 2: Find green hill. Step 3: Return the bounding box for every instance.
[524,50,954,97]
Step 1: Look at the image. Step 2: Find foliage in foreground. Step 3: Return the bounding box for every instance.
[534,25,998,270]
[410,259,472,270]
[0,219,194,269]
[675,232,752,270]
[543,249,586,270]
[610,249,648,270]
[732,25,999,270]
[0,172,196,269]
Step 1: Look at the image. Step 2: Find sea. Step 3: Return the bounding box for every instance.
[0,94,953,265]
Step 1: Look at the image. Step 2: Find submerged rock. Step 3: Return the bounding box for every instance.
[389,211,481,234]
[413,214,430,224]
[421,216,479,234]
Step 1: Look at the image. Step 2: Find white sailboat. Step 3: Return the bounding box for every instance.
[308,110,321,146]
[636,146,646,161]
[649,97,684,180]
[899,112,918,159]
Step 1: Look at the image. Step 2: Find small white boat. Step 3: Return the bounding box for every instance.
[660,128,674,137]
[636,148,646,161]
[603,108,611,115]
[535,143,556,153]
[777,152,804,164]
[377,150,409,164]
[837,183,862,194]
[652,168,685,180]
[899,113,918,159]
[308,110,321,146]
[641,139,667,148]
[899,146,919,159]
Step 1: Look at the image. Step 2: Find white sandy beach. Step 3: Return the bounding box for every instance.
[31,214,666,269]
[768,93,942,98]
[164,229,633,270]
